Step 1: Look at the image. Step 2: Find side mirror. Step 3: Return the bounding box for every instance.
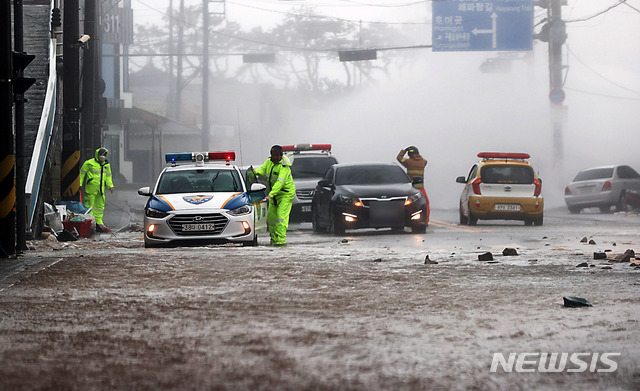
[412,177,424,186]
[318,179,330,188]
[456,176,466,184]
[250,183,266,192]
[138,186,151,196]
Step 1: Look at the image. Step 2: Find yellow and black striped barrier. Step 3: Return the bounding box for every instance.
[61,150,80,200]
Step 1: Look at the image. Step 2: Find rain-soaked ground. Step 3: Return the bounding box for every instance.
[0,207,639,390]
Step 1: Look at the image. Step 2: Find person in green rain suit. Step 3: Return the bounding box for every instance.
[80,147,115,232]
[254,145,296,246]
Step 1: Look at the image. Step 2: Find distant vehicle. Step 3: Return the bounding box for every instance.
[138,151,268,248]
[456,152,544,226]
[311,162,428,234]
[564,165,640,213]
[284,144,338,222]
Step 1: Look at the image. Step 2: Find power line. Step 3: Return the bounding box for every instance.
[133,0,430,51]
[623,0,640,13]
[564,87,640,101]
[229,1,430,25]
[564,0,628,23]
[567,46,640,95]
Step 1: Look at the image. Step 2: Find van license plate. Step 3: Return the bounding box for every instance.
[182,223,215,231]
[494,204,520,211]
[301,205,312,213]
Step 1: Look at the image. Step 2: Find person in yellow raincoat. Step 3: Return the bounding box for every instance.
[80,147,114,232]
[254,145,296,246]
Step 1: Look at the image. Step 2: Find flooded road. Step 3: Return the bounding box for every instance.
[1,207,639,390]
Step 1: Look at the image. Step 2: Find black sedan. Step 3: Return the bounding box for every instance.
[311,162,428,234]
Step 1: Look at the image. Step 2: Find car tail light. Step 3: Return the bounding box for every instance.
[472,178,482,195]
[533,178,542,196]
[565,186,571,195]
[602,181,612,191]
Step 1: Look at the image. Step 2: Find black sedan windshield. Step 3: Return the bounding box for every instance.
[335,166,409,186]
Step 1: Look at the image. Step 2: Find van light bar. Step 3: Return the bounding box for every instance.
[282,143,332,152]
[478,152,530,160]
[165,151,235,163]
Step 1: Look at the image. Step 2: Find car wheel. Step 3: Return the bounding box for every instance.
[467,205,478,226]
[568,206,581,214]
[534,215,543,226]
[411,225,427,233]
[616,192,628,212]
[329,209,345,235]
[599,205,613,214]
[311,207,323,233]
[243,234,258,247]
[144,240,158,248]
[459,206,467,225]
[524,219,533,226]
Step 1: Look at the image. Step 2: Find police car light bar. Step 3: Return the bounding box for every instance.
[478,152,530,160]
[209,151,235,161]
[165,151,236,163]
[165,152,193,163]
[282,144,332,152]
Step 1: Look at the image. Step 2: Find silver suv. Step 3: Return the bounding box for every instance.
[284,144,338,222]
[564,165,640,213]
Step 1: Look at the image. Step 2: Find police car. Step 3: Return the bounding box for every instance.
[137,151,268,248]
[284,144,338,222]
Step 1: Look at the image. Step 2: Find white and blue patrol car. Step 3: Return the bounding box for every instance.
[138,151,268,248]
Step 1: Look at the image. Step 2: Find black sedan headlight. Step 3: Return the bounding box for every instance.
[227,205,251,216]
[407,192,422,204]
[146,207,169,218]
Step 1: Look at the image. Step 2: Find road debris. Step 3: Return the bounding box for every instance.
[478,252,493,261]
[502,248,518,256]
[563,296,592,308]
[424,255,438,265]
[613,249,635,262]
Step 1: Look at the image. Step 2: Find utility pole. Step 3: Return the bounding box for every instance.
[202,0,210,151]
[82,0,100,161]
[1,0,15,256]
[168,0,175,119]
[14,0,29,252]
[62,0,81,201]
[546,0,567,160]
[175,0,185,122]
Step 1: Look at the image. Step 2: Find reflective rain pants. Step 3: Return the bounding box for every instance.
[267,193,294,245]
[418,187,430,226]
[83,191,106,224]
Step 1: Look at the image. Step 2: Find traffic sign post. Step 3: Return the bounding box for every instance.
[433,0,534,52]
[549,88,565,104]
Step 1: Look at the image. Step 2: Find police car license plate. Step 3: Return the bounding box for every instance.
[182,223,215,231]
[301,205,312,213]
[494,204,520,211]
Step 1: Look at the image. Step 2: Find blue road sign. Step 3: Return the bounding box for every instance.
[433,0,533,52]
